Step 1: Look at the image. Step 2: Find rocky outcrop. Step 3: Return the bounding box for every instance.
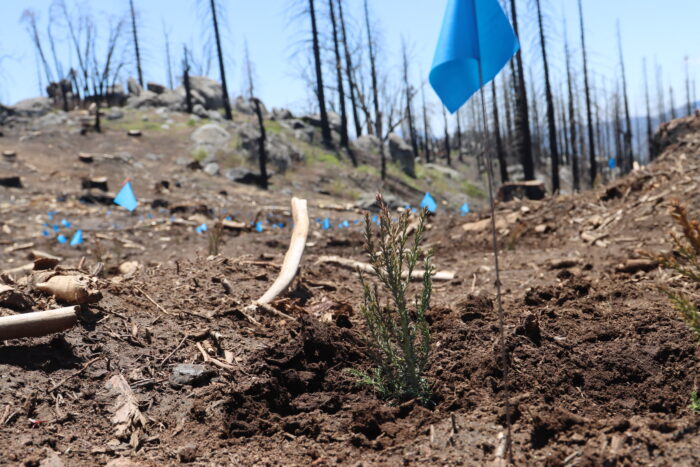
[126,91,159,109]
[147,82,166,94]
[189,76,223,110]
[11,97,52,118]
[127,77,143,97]
[234,96,267,116]
[387,133,415,177]
[191,123,231,160]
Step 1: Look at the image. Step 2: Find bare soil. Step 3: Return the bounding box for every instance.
[0,111,699,465]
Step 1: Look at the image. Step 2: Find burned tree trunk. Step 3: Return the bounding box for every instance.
[254,98,269,190]
[364,0,382,138]
[128,0,144,87]
[309,0,332,145]
[535,0,559,192]
[578,0,596,187]
[183,46,193,114]
[509,0,535,181]
[565,33,579,190]
[328,0,351,156]
[617,23,634,174]
[337,0,362,138]
[456,110,464,163]
[401,41,419,163]
[442,105,451,166]
[492,81,509,183]
[209,0,233,120]
[643,59,654,160]
[421,84,432,163]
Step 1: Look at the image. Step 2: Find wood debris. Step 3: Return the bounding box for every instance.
[0,306,78,340]
[316,255,456,281]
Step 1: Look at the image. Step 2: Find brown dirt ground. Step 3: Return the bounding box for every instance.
[0,112,699,466]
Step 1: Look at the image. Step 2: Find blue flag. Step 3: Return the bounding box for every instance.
[114,181,138,212]
[608,157,616,169]
[421,192,438,213]
[460,202,470,215]
[70,230,83,246]
[430,0,519,113]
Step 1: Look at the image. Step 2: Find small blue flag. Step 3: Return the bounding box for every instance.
[114,181,138,212]
[52,224,59,232]
[70,230,83,246]
[322,218,331,230]
[61,219,71,228]
[430,0,519,113]
[608,158,616,169]
[47,211,56,221]
[421,192,438,213]
[42,229,50,237]
[57,234,67,244]
[255,221,264,232]
[196,224,208,234]
[460,203,470,215]
[225,216,232,221]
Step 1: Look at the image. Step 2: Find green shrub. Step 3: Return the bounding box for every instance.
[348,194,433,403]
[192,147,208,163]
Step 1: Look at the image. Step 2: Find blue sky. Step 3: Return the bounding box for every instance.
[1,0,698,120]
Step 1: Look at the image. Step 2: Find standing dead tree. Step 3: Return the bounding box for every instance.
[535,0,560,193]
[685,56,692,116]
[441,105,451,166]
[308,0,332,145]
[363,0,381,138]
[21,10,54,95]
[508,0,535,181]
[564,26,580,191]
[244,43,269,190]
[163,21,174,89]
[328,0,352,158]
[182,46,193,114]
[578,0,596,187]
[421,82,432,163]
[643,58,654,161]
[128,0,144,87]
[207,0,233,120]
[401,40,420,163]
[492,81,508,183]
[616,21,634,174]
[336,0,362,138]
[91,18,126,133]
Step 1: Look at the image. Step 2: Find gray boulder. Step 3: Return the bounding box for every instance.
[189,76,223,110]
[0,104,13,124]
[106,108,124,120]
[191,123,231,158]
[192,104,209,119]
[126,90,159,108]
[302,112,341,133]
[424,163,461,179]
[387,133,416,177]
[127,77,143,96]
[271,108,293,120]
[31,112,67,130]
[157,90,184,111]
[12,97,52,117]
[203,162,220,176]
[234,96,268,116]
[355,134,381,154]
[147,82,166,94]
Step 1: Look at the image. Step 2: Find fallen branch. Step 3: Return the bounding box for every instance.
[315,255,456,281]
[256,197,309,305]
[0,306,79,341]
[196,342,236,371]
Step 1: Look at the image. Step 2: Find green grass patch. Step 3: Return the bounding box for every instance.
[357,164,380,176]
[461,181,485,199]
[264,120,284,135]
[192,147,209,163]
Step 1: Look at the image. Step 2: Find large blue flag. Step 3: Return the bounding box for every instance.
[430,0,519,113]
[114,181,138,212]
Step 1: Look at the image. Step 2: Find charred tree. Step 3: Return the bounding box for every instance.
[183,46,193,114]
[656,62,667,123]
[209,0,233,120]
[643,59,653,160]
[578,0,596,187]
[492,81,509,183]
[128,0,144,87]
[309,0,332,145]
[328,0,351,156]
[509,0,535,181]
[669,86,677,120]
[442,105,451,166]
[363,0,381,137]
[686,56,692,116]
[535,0,559,192]
[21,10,53,93]
[456,110,464,163]
[565,32,579,190]
[337,0,362,137]
[401,41,419,163]
[617,22,634,174]
[163,23,174,89]
[421,83,432,163]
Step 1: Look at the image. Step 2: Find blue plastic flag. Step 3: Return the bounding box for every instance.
[70,230,83,246]
[225,216,232,222]
[421,192,438,213]
[460,202,470,215]
[255,221,264,232]
[42,229,50,237]
[52,224,59,232]
[47,211,56,221]
[430,0,519,113]
[322,218,331,230]
[61,219,71,228]
[114,181,138,212]
[57,234,67,244]
[196,224,208,234]
[608,158,616,169]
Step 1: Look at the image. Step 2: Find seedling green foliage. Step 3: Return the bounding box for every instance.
[349,194,433,403]
[658,201,700,341]
[690,392,700,413]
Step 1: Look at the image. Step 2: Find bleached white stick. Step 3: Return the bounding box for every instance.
[0,306,79,340]
[315,255,456,281]
[256,197,309,305]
